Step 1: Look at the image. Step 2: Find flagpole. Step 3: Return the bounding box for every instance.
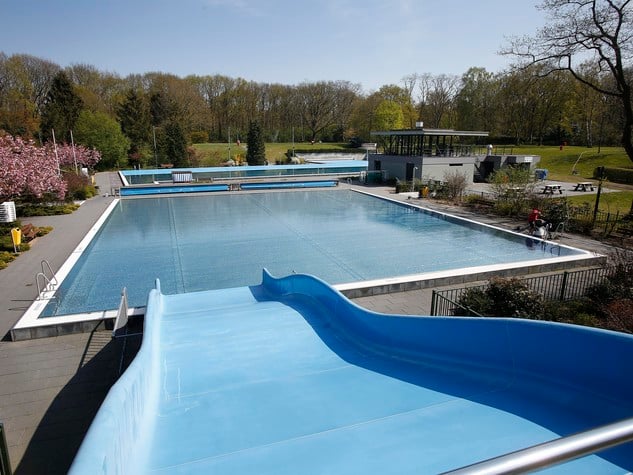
[51,129,61,176]
[70,130,78,174]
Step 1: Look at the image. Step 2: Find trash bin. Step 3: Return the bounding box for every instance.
[0,201,16,223]
[534,169,548,181]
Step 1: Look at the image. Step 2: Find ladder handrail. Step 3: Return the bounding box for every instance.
[40,259,58,286]
[35,272,54,299]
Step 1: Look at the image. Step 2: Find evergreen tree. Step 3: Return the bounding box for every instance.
[162,120,188,167]
[246,120,266,165]
[117,88,150,156]
[39,71,83,143]
[149,91,172,126]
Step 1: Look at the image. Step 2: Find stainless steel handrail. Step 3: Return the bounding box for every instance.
[40,259,58,286]
[443,417,633,475]
[35,272,54,299]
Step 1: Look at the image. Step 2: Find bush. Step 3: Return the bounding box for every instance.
[595,167,633,185]
[454,287,489,316]
[602,298,633,333]
[541,299,599,327]
[189,131,208,144]
[443,170,468,202]
[17,203,79,216]
[63,171,96,200]
[456,278,544,319]
[0,251,15,269]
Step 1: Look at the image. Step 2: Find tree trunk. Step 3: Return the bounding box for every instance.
[621,86,633,163]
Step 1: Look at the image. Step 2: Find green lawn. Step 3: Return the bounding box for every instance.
[503,145,632,213]
[506,145,631,181]
[192,142,352,167]
[566,190,633,214]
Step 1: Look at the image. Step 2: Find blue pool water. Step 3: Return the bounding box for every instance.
[121,161,367,185]
[45,190,584,317]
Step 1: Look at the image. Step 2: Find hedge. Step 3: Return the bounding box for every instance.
[594,167,633,185]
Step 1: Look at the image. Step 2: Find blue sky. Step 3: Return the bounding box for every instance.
[1,0,546,92]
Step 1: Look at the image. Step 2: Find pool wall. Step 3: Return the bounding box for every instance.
[119,161,367,186]
[69,270,633,474]
[119,180,339,196]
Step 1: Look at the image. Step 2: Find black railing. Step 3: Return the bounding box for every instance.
[0,422,11,475]
[430,265,626,316]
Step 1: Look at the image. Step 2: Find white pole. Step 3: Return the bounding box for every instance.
[51,129,61,176]
[70,130,79,174]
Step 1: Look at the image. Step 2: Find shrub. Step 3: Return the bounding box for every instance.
[442,170,468,202]
[602,299,633,333]
[17,203,79,216]
[0,251,15,269]
[595,167,633,185]
[456,278,544,319]
[541,299,599,327]
[454,287,489,316]
[189,131,208,144]
[63,171,96,200]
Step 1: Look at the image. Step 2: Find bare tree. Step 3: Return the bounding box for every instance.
[502,0,633,162]
[295,80,360,142]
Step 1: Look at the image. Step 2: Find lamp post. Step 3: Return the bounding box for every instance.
[152,126,158,169]
[412,167,418,192]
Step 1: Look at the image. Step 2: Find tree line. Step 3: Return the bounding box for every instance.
[1,1,632,168]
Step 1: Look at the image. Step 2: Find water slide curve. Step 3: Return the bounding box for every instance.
[69,270,633,474]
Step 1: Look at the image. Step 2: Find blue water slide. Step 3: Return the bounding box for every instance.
[69,271,633,474]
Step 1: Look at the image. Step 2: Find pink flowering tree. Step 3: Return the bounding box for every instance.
[0,134,67,201]
[46,143,102,169]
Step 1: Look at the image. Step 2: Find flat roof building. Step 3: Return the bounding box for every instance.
[367,127,539,185]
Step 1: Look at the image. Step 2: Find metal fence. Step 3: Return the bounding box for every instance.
[0,422,11,475]
[430,265,626,317]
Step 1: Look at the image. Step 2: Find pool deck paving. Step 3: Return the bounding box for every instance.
[0,174,626,474]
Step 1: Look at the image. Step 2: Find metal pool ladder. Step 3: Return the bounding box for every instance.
[35,259,58,300]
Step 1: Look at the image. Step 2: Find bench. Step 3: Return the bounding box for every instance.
[172,171,193,184]
[573,182,595,192]
[542,184,563,194]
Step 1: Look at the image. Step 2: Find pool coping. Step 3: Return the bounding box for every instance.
[338,189,604,297]
[9,189,604,340]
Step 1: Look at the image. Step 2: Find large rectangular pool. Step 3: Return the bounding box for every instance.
[41,189,588,317]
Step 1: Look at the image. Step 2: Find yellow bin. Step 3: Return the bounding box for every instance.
[11,227,21,247]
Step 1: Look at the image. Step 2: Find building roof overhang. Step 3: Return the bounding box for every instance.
[371,128,489,137]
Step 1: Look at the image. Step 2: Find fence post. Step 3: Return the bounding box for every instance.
[430,290,437,316]
[559,271,569,301]
[0,422,11,475]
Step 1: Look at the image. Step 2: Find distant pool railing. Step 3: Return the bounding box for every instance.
[119,160,367,186]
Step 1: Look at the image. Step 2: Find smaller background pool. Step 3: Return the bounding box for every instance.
[120,160,367,185]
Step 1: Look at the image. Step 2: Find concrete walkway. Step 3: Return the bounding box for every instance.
[0,173,136,474]
[0,177,624,474]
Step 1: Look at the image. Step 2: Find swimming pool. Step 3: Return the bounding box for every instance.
[120,161,367,185]
[34,189,590,319]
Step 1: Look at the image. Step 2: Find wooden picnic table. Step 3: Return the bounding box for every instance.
[542,184,563,194]
[573,182,595,192]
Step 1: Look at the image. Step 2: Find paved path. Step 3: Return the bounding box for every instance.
[0,173,130,474]
[0,177,624,474]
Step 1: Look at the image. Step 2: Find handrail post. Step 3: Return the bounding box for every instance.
[430,290,437,316]
[559,271,568,301]
[0,422,11,475]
